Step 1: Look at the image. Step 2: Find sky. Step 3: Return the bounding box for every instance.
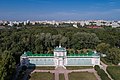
[0,0,120,21]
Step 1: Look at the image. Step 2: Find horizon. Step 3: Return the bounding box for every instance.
[0,19,120,22]
[0,0,120,21]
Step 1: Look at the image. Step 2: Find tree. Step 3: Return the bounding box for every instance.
[107,48,120,65]
[35,36,43,53]
[0,51,16,80]
[96,43,110,54]
[71,32,100,49]
[60,36,68,47]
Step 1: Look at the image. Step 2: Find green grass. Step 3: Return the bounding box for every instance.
[30,72,54,80]
[101,58,113,65]
[68,72,97,80]
[28,66,55,70]
[107,66,120,80]
[35,66,55,70]
[66,66,93,70]
[59,74,65,80]
[29,66,93,70]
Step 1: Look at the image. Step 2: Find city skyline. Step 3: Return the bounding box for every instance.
[0,0,120,21]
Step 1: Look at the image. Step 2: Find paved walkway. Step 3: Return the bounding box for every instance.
[93,69,101,80]
[31,67,101,80]
[100,61,113,80]
[51,67,69,80]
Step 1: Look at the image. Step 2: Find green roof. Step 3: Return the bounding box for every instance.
[22,51,99,57]
[24,51,54,57]
[21,52,27,57]
[54,47,66,52]
[67,51,99,57]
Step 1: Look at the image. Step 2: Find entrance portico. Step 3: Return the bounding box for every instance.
[58,58,64,66]
[54,46,67,68]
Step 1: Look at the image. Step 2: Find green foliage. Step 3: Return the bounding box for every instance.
[0,27,120,64]
[71,32,100,49]
[96,43,120,65]
[96,43,110,54]
[101,58,113,65]
[0,27,120,79]
[106,48,120,65]
[0,51,16,80]
[94,65,111,80]
[107,66,120,80]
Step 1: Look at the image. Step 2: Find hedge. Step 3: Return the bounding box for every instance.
[94,65,110,80]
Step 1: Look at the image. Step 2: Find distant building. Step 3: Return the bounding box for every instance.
[0,26,6,29]
[88,26,102,29]
[8,21,13,26]
[73,24,78,28]
[112,22,120,28]
[20,46,100,68]
[118,63,120,66]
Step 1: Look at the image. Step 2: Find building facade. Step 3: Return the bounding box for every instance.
[20,46,100,67]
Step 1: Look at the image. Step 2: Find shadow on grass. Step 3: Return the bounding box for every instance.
[26,63,36,80]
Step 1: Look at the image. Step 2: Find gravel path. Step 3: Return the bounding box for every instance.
[100,61,113,80]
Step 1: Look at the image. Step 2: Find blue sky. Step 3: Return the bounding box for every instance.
[0,0,120,20]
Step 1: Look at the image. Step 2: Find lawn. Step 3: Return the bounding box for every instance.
[35,66,55,70]
[28,66,55,70]
[107,66,120,80]
[59,74,65,80]
[30,72,54,80]
[101,58,113,65]
[66,66,93,70]
[68,72,97,80]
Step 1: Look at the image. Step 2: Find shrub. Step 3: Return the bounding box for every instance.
[94,65,111,80]
[94,65,100,71]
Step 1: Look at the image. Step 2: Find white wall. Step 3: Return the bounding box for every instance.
[66,57,100,66]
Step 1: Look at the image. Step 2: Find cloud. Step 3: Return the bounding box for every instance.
[1,8,120,20]
[43,8,120,20]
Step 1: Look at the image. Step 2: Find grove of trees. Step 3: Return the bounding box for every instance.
[0,27,120,79]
